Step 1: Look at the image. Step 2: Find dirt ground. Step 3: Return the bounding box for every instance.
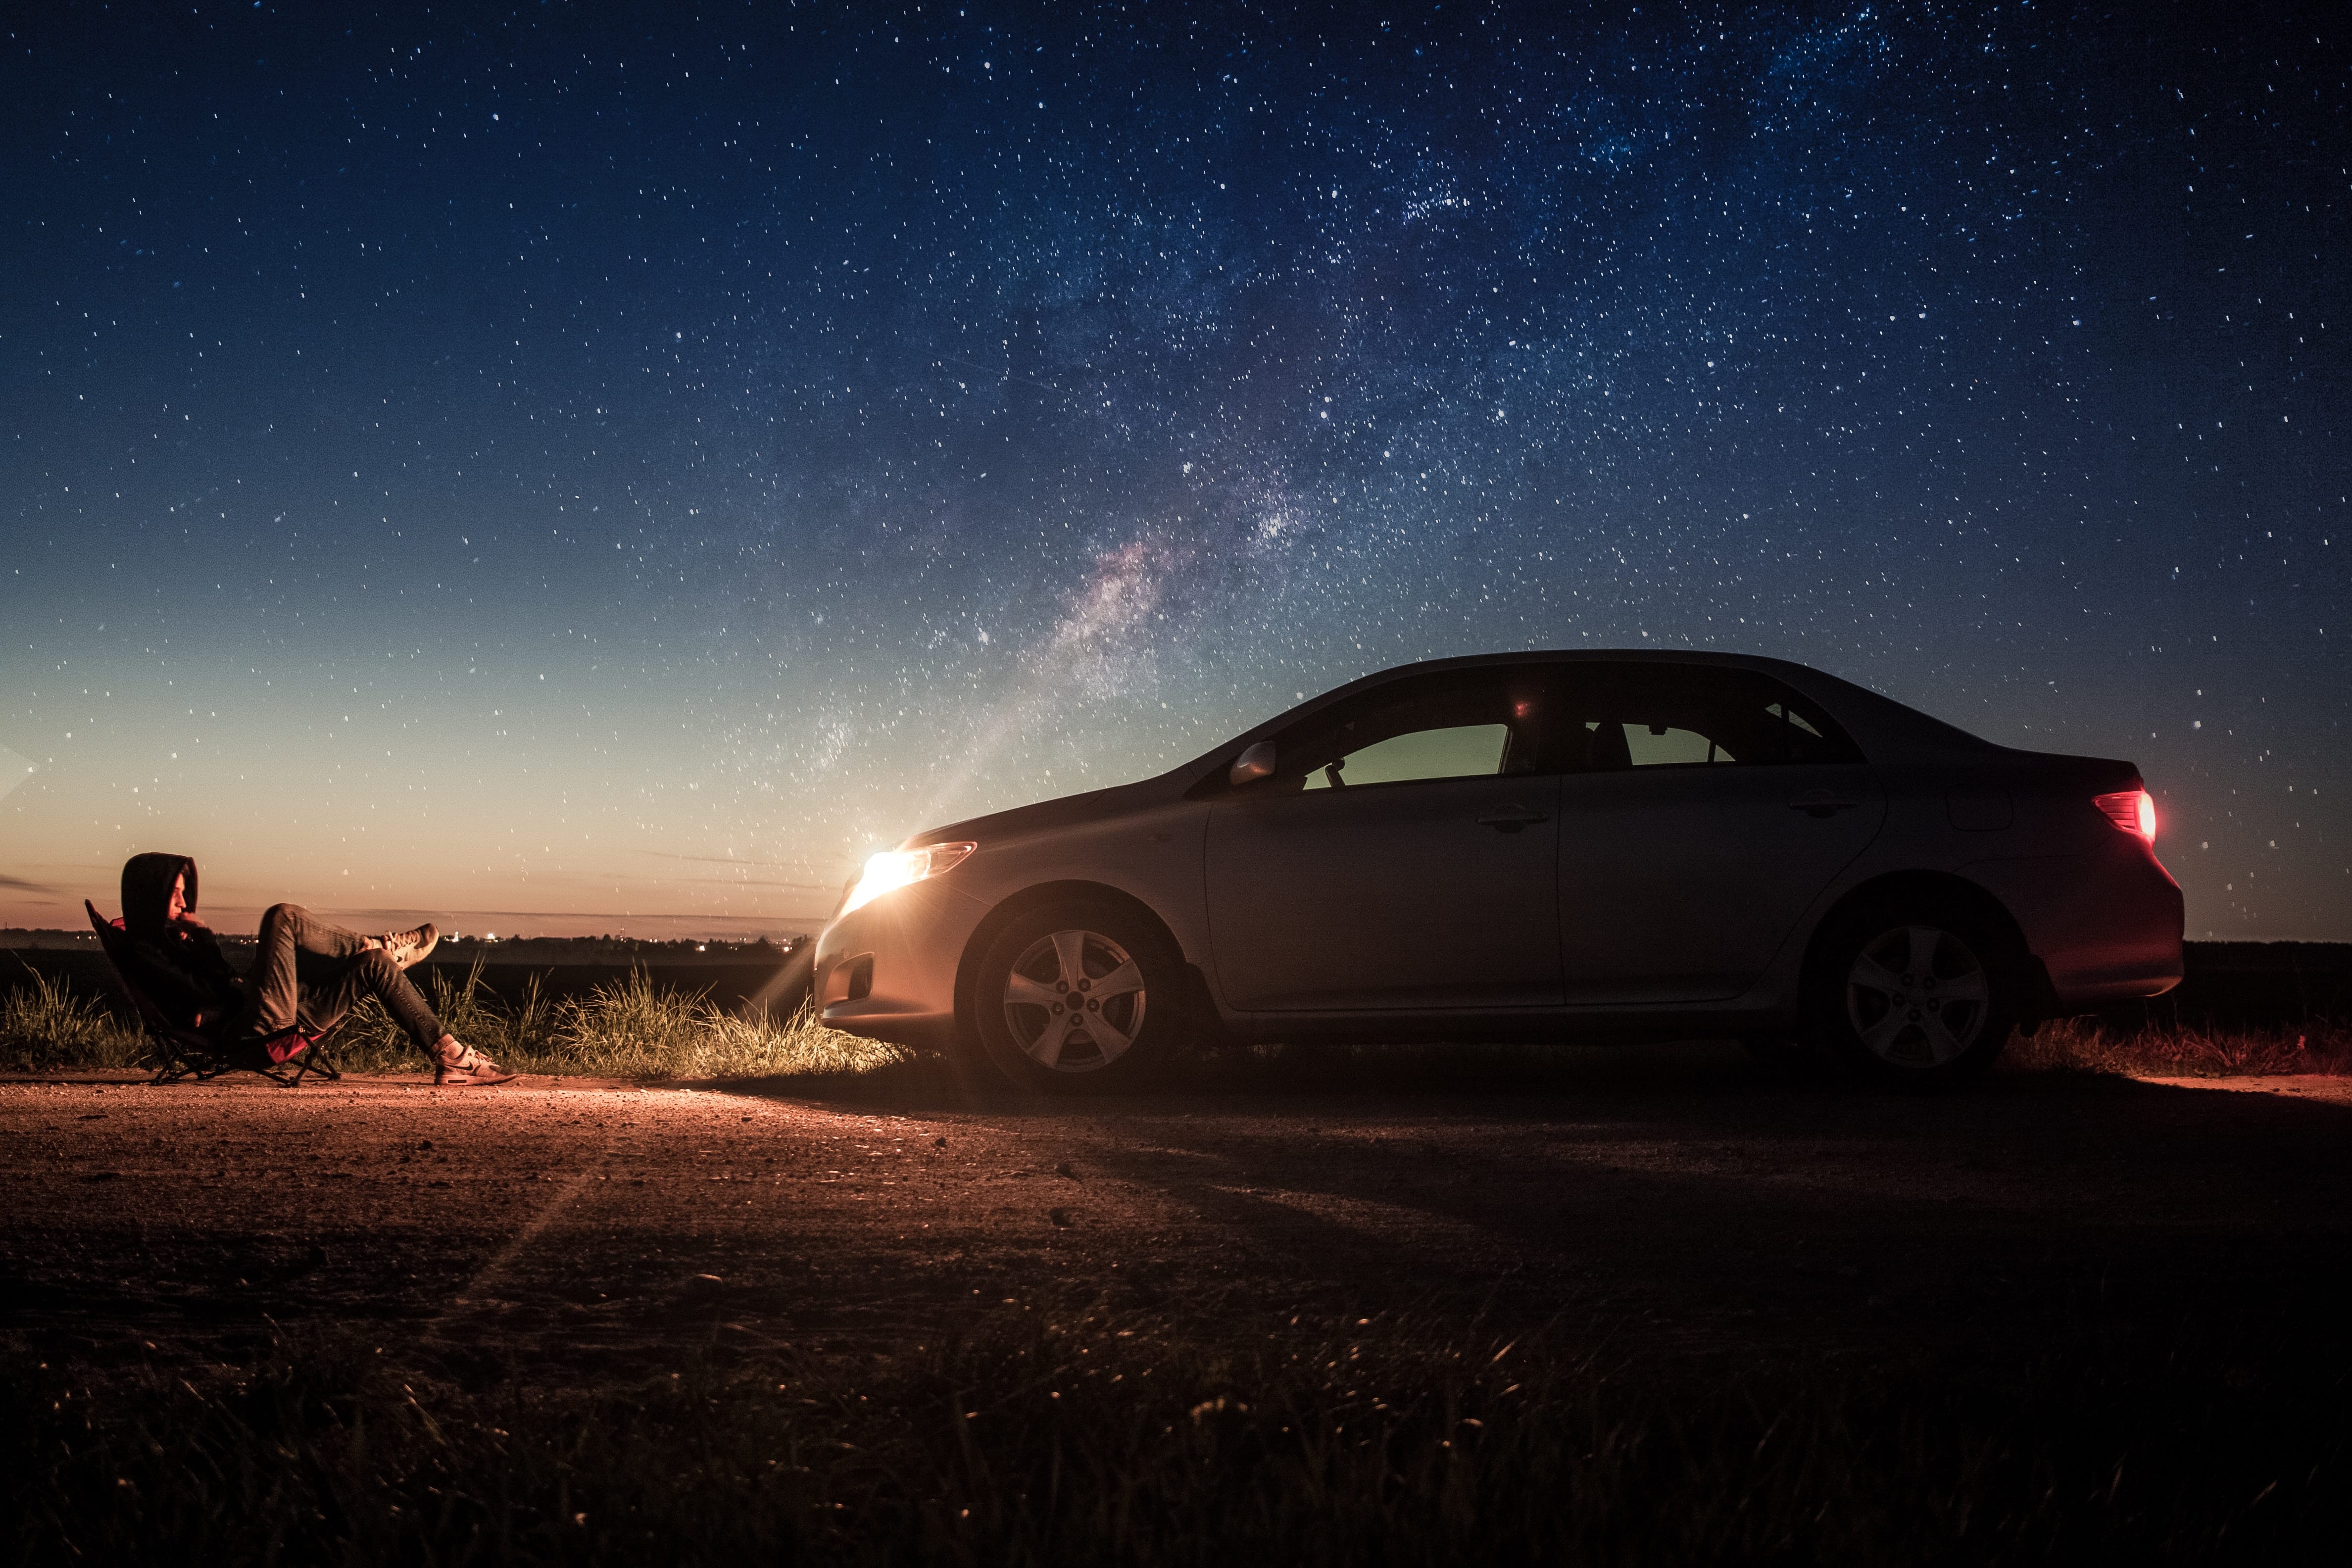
[4,1046,2350,1385]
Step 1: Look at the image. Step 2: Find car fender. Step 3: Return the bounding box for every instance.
[944,801,1211,1021]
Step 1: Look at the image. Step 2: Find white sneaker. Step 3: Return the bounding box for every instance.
[379,923,439,970]
[432,1036,514,1086]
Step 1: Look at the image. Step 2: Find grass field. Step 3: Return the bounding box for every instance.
[10,1308,2346,1565]
[7,955,2343,1082]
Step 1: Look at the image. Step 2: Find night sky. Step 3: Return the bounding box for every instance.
[4,3,2346,940]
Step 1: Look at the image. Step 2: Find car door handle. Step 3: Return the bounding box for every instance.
[1475,809,1550,833]
[1787,792,1863,817]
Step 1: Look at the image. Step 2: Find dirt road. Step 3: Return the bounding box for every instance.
[5,1047,2350,1383]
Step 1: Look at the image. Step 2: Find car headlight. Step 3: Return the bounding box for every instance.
[838,840,977,918]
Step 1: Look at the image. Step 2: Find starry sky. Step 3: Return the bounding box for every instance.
[4,3,2346,941]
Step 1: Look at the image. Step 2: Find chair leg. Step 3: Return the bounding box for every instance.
[153,1041,214,1084]
[138,1030,343,1087]
[275,1040,319,1084]
[147,1031,196,1084]
[265,1039,340,1086]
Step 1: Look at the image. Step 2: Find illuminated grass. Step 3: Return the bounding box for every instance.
[318,961,903,1081]
[7,1311,2344,1563]
[0,957,889,1081]
[2007,1017,2352,1079]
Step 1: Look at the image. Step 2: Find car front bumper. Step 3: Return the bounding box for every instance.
[810,879,990,1052]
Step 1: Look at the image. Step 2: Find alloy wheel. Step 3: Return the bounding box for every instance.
[1843,924,1992,1069]
[1000,928,1148,1072]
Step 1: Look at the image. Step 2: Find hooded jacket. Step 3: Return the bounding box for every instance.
[116,853,246,1034]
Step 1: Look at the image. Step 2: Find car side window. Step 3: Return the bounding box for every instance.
[1620,721,1725,767]
[1301,723,1510,789]
[1270,670,1552,794]
[1561,666,1862,771]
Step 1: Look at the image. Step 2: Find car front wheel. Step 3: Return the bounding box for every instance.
[969,901,1186,1090]
[1810,903,2018,1083]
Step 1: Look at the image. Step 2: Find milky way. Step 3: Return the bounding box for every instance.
[3,4,2346,938]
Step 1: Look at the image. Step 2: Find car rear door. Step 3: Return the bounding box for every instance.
[1552,664,1886,1004]
[1204,666,1565,1011]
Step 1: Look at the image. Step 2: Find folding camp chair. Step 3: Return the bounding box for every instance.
[84,901,339,1086]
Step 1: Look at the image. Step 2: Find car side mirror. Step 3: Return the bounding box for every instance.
[1228,741,1276,786]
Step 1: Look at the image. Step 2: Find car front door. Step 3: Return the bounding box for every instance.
[1205,667,1565,1011]
[1552,665,1886,1004]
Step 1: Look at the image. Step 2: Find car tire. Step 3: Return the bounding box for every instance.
[1808,898,2019,1085]
[968,900,1187,1091]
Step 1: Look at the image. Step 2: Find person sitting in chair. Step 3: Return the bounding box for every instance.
[113,852,514,1086]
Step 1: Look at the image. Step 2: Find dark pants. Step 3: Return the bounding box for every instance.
[243,904,443,1053]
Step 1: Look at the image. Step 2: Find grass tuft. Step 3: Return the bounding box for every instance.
[318,960,902,1080]
[0,963,149,1071]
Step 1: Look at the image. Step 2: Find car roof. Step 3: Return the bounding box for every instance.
[909,648,2034,850]
[1171,648,2003,782]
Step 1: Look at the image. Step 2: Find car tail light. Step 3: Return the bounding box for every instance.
[837,840,977,917]
[2093,788,2156,844]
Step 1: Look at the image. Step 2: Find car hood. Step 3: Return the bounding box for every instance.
[898,772,1193,852]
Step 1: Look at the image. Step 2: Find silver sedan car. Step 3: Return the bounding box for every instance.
[812,651,2184,1087]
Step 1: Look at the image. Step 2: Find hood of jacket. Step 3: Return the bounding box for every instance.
[120,852,197,936]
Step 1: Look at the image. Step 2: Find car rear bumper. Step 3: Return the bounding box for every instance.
[1960,842,2184,1011]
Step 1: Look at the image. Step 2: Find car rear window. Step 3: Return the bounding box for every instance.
[1559,666,1862,770]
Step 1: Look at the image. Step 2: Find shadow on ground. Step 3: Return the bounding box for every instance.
[4,1043,2348,1392]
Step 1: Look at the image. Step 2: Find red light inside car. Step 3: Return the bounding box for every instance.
[2094,788,2156,844]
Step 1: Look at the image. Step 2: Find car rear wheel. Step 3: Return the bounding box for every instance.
[1810,901,2018,1083]
[969,901,1186,1090]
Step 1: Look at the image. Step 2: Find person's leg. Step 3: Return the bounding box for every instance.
[245,903,372,1036]
[294,948,446,1050]
[248,911,504,1082]
[294,952,515,1082]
